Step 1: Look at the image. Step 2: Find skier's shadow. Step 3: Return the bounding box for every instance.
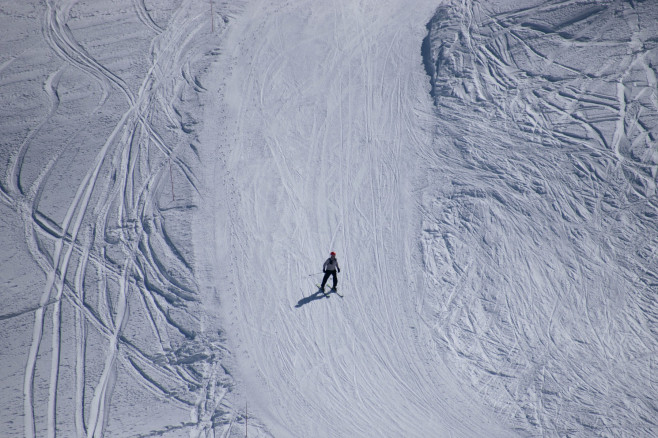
[295,289,327,308]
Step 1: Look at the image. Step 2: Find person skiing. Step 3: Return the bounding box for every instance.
[320,251,340,291]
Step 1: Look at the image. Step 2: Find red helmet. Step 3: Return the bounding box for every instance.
[330,251,336,256]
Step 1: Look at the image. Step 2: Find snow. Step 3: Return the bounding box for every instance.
[421,1,658,435]
[1,0,657,437]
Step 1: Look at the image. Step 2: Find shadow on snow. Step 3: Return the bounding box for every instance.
[295,289,331,308]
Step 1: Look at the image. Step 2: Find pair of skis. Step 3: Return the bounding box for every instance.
[316,284,343,298]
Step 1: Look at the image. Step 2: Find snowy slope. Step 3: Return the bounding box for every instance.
[1,1,239,436]
[1,0,657,437]
[420,0,658,436]
[199,0,512,436]
[202,0,658,436]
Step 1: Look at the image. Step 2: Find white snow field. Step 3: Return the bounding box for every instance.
[1,0,657,437]
[1,1,238,436]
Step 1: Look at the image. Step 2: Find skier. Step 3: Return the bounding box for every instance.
[320,251,340,291]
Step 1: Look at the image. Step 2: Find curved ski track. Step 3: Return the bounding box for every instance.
[3,0,657,437]
[206,0,658,436]
[1,0,238,436]
[208,0,513,436]
[422,0,658,436]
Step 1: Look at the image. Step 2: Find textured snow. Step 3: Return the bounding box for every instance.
[1,1,236,436]
[1,0,657,437]
[421,1,658,436]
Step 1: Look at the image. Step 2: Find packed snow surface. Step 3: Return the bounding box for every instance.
[1,0,657,437]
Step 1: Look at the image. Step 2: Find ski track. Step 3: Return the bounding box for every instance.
[2,0,658,436]
[209,0,658,436]
[422,0,658,436]
[1,0,239,436]
[209,0,517,436]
